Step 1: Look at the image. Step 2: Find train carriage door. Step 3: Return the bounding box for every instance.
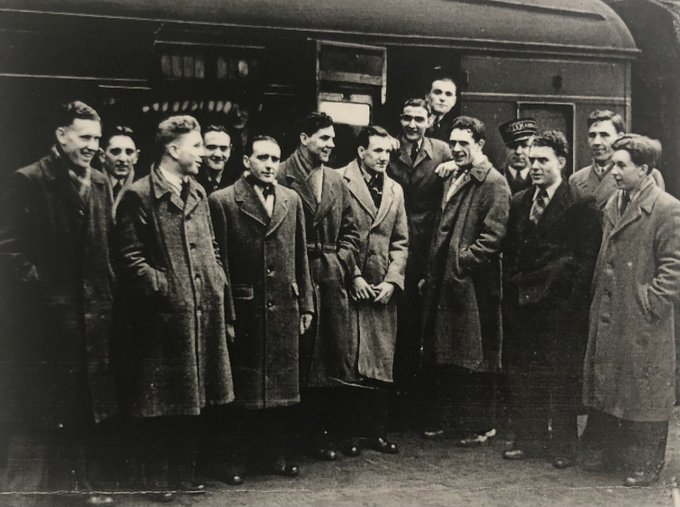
[315,41,386,167]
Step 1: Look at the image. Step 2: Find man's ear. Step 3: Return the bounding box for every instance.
[131,149,140,165]
[478,139,486,151]
[167,143,179,161]
[242,154,251,169]
[299,132,309,147]
[557,156,567,171]
[640,163,650,176]
[357,146,366,161]
[55,127,66,145]
[98,149,106,165]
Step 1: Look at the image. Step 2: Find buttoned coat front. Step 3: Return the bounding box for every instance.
[583,181,680,422]
[277,150,360,387]
[339,160,408,383]
[422,158,511,372]
[115,167,235,417]
[209,177,314,409]
[0,149,118,427]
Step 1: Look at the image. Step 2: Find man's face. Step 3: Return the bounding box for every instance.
[244,139,281,184]
[610,149,646,192]
[203,131,232,173]
[400,105,429,143]
[56,119,101,169]
[506,136,534,171]
[171,130,204,176]
[449,128,483,167]
[301,125,335,164]
[100,135,138,179]
[358,135,392,174]
[588,120,621,164]
[427,79,457,117]
[529,145,564,188]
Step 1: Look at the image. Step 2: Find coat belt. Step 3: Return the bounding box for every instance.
[306,242,336,258]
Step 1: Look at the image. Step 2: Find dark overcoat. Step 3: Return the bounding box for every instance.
[339,161,408,383]
[115,166,235,417]
[209,177,314,409]
[0,148,118,427]
[502,182,601,375]
[277,149,360,387]
[422,158,510,372]
[584,180,680,421]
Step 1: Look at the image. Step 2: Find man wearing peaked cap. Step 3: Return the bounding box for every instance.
[498,118,538,194]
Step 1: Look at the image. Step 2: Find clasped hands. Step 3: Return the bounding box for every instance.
[351,276,395,305]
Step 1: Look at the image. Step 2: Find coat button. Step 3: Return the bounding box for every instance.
[189,242,196,250]
[268,301,274,308]
[266,268,273,275]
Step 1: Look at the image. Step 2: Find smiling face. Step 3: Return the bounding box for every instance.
[171,130,204,176]
[588,120,622,165]
[400,105,429,143]
[244,139,281,184]
[528,145,565,188]
[610,149,647,192]
[56,118,102,169]
[427,79,457,117]
[358,135,392,174]
[301,125,335,165]
[100,135,138,179]
[449,128,484,167]
[203,130,232,173]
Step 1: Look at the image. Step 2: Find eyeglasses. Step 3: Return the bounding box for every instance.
[400,114,428,124]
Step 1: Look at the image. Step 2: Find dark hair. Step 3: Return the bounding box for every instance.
[356,125,391,149]
[587,109,625,134]
[531,130,570,159]
[102,125,135,148]
[154,115,201,151]
[402,98,431,115]
[204,124,231,137]
[245,135,280,156]
[450,116,486,143]
[611,134,662,171]
[55,100,101,128]
[299,112,334,137]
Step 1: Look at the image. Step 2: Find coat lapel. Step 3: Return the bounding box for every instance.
[342,160,377,220]
[532,181,570,234]
[313,168,336,227]
[183,179,204,217]
[234,177,269,227]
[266,185,290,237]
[373,177,396,230]
[609,180,660,238]
[151,165,185,212]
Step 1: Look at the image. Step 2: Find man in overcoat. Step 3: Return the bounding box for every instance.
[209,135,314,482]
[425,77,458,142]
[497,118,537,194]
[338,125,408,456]
[387,98,452,418]
[582,134,680,487]
[99,125,140,221]
[420,116,510,444]
[196,124,235,195]
[276,112,360,460]
[115,115,235,495]
[0,101,118,501]
[502,131,600,468]
[570,109,664,213]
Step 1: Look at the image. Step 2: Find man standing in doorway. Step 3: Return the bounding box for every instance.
[498,118,537,194]
[425,77,458,142]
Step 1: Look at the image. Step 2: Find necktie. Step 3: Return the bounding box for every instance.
[367,173,383,209]
[410,142,419,163]
[246,174,275,197]
[180,180,191,204]
[529,188,548,225]
[620,191,630,216]
[112,180,123,199]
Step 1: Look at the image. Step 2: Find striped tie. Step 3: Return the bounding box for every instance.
[529,188,548,225]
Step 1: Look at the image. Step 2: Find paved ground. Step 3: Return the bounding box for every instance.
[2,411,680,506]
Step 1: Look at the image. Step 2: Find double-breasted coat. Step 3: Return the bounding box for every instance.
[422,157,510,372]
[277,149,360,387]
[583,179,680,422]
[339,160,408,383]
[503,182,601,375]
[209,177,314,409]
[115,166,235,417]
[0,148,118,427]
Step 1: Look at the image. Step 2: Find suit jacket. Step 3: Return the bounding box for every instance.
[277,148,360,387]
[426,111,456,143]
[209,177,314,408]
[504,166,532,195]
[503,181,601,373]
[584,180,680,421]
[339,160,408,382]
[422,157,510,372]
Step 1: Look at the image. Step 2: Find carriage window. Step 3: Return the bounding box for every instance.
[319,101,371,126]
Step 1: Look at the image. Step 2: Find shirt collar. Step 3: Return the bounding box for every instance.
[158,164,187,195]
[533,179,561,201]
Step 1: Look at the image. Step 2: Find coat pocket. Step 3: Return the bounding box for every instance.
[233,284,255,300]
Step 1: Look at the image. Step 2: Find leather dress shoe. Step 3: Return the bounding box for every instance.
[361,436,399,454]
[456,429,496,448]
[503,449,527,460]
[422,428,444,439]
[552,456,575,469]
[342,440,362,457]
[624,470,660,487]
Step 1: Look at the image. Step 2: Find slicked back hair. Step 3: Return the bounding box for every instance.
[299,112,334,137]
[587,109,625,134]
[612,134,662,172]
[56,100,101,128]
[245,135,280,156]
[402,98,431,115]
[356,125,391,150]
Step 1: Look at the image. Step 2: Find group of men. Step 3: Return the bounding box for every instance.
[1,72,679,505]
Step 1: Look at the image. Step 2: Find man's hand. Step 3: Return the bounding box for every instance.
[300,313,313,335]
[352,276,376,301]
[434,160,458,178]
[372,282,396,305]
[389,135,401,152]
[226,322,236,344]
[417,278,426,296]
